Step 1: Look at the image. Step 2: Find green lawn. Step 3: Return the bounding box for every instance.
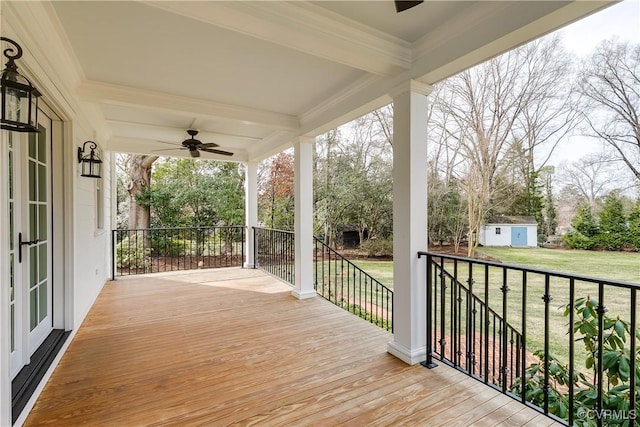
[351,260,394,288]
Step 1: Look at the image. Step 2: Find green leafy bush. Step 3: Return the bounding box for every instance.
[115,235,151,271]
[360,238,393,257]
[513,297,640,425]
[564,232,597,250]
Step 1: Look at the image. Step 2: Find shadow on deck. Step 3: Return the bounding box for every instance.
[25,268,559,426]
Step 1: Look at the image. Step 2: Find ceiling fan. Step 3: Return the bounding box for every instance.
[154,130,233,158]
[395,1,423,13]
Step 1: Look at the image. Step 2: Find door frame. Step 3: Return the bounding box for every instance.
[1,98,72,424]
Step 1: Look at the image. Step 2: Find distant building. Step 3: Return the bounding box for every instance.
[338,225,367,248]
[479,216,538,247]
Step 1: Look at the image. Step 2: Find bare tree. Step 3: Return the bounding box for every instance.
[577,39,640,182]
[557,153,629,211]
[431,36,575,257]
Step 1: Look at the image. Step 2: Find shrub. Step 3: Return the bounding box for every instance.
[563,232,597,250]
[360,238,393,257]
[115,235,151,271]
[513,297,640,425]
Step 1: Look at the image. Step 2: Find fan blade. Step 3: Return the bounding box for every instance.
[200,147,234,156]
[190,150,200,158]
[395,0,423,13]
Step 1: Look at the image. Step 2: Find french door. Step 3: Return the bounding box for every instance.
[8,109,53,379]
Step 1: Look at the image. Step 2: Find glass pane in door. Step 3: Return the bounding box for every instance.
[27,125,50,335]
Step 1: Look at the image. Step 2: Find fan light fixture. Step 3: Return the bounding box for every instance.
[77,141,103,178]
[1,37,41,133]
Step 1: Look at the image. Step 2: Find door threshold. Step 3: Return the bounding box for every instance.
[11,329,70,425]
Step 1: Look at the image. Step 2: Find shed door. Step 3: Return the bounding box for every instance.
[511,227,527,246]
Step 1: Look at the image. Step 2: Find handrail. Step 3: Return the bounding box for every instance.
[112,226,245,278]
[315,237,393,332]
[419,250,639,426]
[419,251,639,289]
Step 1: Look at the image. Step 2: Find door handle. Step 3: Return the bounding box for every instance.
[18,232,40,263]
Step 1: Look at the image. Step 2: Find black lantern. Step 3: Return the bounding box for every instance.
[77,141,103,178]
[1,37,41,133]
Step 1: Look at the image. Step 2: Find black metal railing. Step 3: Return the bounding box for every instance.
[419,251,639,426]
[253,227,295,285]
[315,238,393,332]
[112,226,245,278]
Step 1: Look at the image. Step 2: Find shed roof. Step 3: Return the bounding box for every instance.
[486,216,537,225]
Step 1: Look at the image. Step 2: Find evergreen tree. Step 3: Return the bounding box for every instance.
[564,203,599,250]
[628,200,640,250]
[542,173,558,238]
[597,192,628,250]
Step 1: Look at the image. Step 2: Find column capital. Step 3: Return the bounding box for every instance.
[389,80,433,99]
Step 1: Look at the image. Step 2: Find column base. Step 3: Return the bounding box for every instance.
[387,340,426,365]
[291,289,317,300]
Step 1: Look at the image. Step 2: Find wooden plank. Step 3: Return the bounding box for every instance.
[25,267,561,426]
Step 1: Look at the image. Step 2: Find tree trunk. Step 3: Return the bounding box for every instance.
[127,155,159,229]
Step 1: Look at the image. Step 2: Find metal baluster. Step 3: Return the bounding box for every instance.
[423,253,437,368]
[440,260,447,360]
[630,288,636,426]
[484,264,490,384]
[568,278,575,425]
[596,282,605,427]
[542,274,551,415]
[466,260,473,374]
[501,267,509,392]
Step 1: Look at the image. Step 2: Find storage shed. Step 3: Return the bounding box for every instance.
[479,216,538,247]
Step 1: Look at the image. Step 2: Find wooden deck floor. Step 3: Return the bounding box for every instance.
[26,268,560,426]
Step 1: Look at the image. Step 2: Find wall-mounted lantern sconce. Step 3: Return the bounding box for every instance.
[1,37,41,133]
[77,141,103,178]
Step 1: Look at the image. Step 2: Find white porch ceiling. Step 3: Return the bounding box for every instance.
[43,0,614,162]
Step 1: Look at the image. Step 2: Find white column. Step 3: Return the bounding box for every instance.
[387,80,432,365]
[292,137,316,299]
[244,161,258,268]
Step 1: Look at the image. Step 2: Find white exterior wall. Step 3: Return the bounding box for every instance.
[2,3,112,424]
[526,226,538,247]
[72,127,112,326]
[480,224,538,247]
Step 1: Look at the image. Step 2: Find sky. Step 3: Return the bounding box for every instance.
[560,0,639,57]
[549,0,640,167]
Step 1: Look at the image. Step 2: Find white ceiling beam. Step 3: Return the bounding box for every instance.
[144,1,412,76]
[77,81,300,132]
[246,131,297,162]
[105,120,264,146]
